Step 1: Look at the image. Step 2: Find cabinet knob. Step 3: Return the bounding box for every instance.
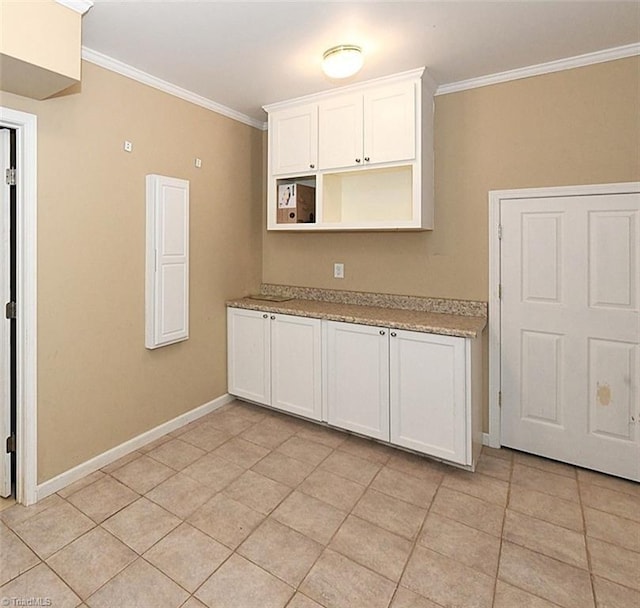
[270,315,276,320]
[262,314,268,319]
[355,158,361,163]
[379,330,386,336]
[364,157,370,162]
[310,164,315,169]
[390,332,397,337]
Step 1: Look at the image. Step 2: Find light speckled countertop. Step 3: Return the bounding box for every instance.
[226,297,486,339]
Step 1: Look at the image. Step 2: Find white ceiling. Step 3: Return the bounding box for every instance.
[81,1,640,123]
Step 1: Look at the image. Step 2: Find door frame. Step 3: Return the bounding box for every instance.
[0,107,38,505]
[488,182,640,449]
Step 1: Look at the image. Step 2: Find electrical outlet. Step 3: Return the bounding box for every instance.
[334,263,344,279]
[195,158,202,168]
[123,140,133,152]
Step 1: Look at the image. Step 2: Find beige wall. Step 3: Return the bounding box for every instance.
[263,57,640,300]
[1,61,264,483]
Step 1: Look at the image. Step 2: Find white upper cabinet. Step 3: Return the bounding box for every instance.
[264,68,435,232]
[318,93,363,170]
[270,103,318,175]
[319,82,416,171]
[363,81,416,166]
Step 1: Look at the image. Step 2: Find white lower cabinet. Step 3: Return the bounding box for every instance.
[326,321,390,440]
[227,308,271,405]
[390,330,471,465]
[228,309,481,468]
[227,308,322,421]
[326,320,481,467]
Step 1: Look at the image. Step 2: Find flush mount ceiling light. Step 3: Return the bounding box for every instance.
[322,44,364,79]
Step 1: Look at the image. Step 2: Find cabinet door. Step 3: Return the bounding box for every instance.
[363,81,416,165]
[227,308,271,405]
[271,314,322,421]
[318,94,363,170]
[326,321,389,440]
[145,174,189,349]
[271,104,318,175]
[390,330,468,464]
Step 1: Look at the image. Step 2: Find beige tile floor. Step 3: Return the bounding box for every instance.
[1,399,639,608]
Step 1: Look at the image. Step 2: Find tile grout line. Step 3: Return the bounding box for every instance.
[297,446,410,608]
[578,468,599,608]
[384,465,447,607]
[490,448,514,608]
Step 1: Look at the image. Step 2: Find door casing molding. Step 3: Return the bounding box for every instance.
[488,182,640,449]
[0,107,37,505]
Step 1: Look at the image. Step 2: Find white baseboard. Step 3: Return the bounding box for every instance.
[36,393,234,501]
[482,432,491,446]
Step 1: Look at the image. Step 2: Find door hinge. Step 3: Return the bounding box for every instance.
[6,434,15,454]
[5,167,16,186]
[498,284,502,299]
[5,301,16,320]
[497,224,503,240]
[498,391,502,407]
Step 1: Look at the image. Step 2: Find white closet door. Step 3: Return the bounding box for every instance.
[145,175,189,349]
[501,192,640,480]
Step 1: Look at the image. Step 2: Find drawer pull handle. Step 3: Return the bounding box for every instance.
[364,157,370,162]
[310,164,315,169]
[355,158,361,163]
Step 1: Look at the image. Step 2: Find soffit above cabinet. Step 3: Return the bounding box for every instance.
[0,0,84,100]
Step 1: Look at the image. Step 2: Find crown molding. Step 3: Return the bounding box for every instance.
[80,40,638,129]
[436,42,640,96]
[55,0,93,15]
[263,67,425,113]
[81,47,267,130]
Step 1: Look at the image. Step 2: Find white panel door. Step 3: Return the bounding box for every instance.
[0,129,11,497]
[326,321,389,440]
[227,308,271,405]
[390,330,468,465]
[271,314,322,420]
[145,175,189,349]
[501,193,640,480]
[271,104,318,175]
[318,94,363,170]
[363,81,416,166]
